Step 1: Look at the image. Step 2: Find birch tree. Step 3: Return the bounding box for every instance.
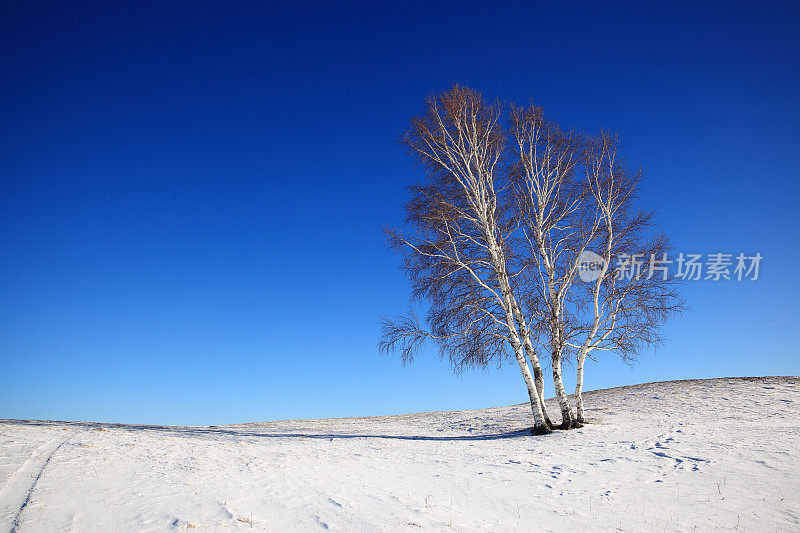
[511,106,683,427]
[569,131,685,423]
[382,87,682,433]
[379,86,554,434]
[510,103,592,428]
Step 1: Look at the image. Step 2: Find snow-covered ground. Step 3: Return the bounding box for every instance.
[1,376,798,532]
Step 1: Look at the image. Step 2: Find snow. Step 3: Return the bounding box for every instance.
[1,376,798,532]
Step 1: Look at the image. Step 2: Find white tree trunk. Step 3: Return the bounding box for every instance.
[525,340,553,427]
[486,239,551,434]
[551,352,576,429]
[511,301,553,428]
[574,350,588,423]
[510,337,551,434]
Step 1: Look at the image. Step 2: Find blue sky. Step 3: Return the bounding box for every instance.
[1,2,798,425]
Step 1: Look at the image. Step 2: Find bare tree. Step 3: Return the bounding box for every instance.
[510,103,590,429]
[568,131,685,423]
[379,86,553,434]
[511,106,684,427]
[382,87,682,433]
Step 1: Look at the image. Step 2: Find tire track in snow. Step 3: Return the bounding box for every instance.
[0,431,74,533]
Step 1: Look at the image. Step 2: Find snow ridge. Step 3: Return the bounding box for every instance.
[0,377,797,532]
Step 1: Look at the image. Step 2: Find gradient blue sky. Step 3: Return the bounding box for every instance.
[1,2,798,425]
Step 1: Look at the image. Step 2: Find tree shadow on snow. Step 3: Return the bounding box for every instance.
[0,419,541,441]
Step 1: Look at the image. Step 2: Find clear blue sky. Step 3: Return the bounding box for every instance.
[1,2,798,425]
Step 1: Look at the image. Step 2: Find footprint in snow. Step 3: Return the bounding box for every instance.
[652,451,681,463]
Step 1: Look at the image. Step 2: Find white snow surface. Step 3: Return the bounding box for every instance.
[1,376,798,532]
